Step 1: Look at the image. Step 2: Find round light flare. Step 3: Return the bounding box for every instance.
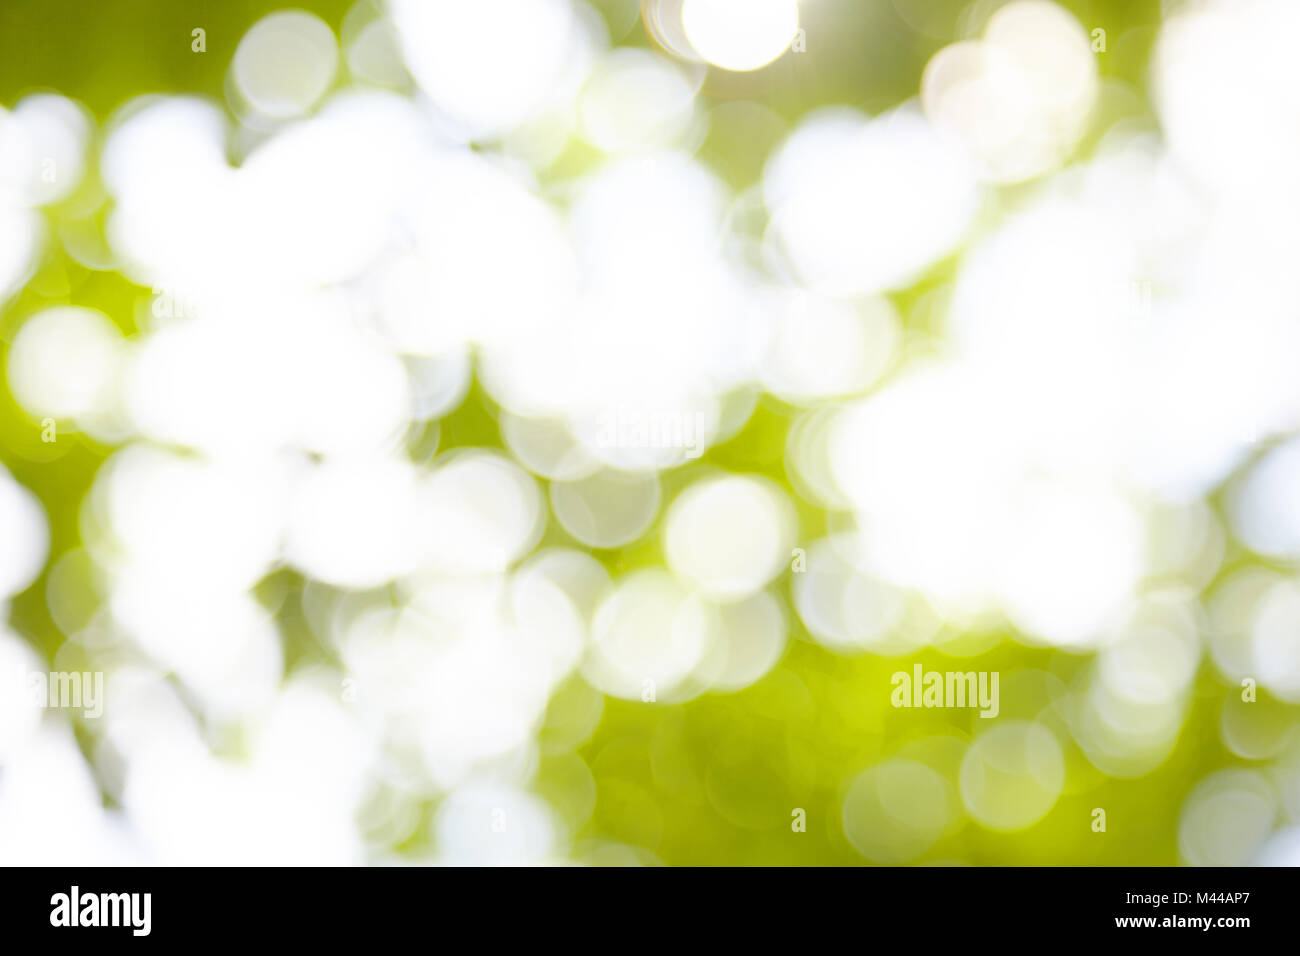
[1204,568,1280,682]
[681,0,799,72]
[826,362,1011,616]
[434,784,558,865]
[397,148,580,353]
[0,468,49,601]
[387,0,594,137]
[1153,0,1300,190]
[341,2,409,89]
[501,413,600,483]
[995,478,1145,649]
[761,291,900,405]
[1074,675,1188,780]
[984,1,1096,114]
[419,451,544,574]
[480,149,746,444]
[579,49,700,153]
[6,306,124,422]
[1097,606,1201,710]
[786,406,853,510]
[94,444,285,594]
[791,536,920,656]
[1254,827,1300,867]
[44,548,102,639]
[691,589,787,692]
[251,676,374,810]
[1250,580,1300,703]
[100,97,229,202]
[959,721,1065,832]
[664,474,795,601]
[406,351,472,422]
[500,570,588,685]
[110,583,283,726]
[1146,499,1223,589]
[100,98,231,293]
[0,94,93,207]
[1229,437,1300,560]
[126,294,412,460]
[340,589,577,790]
[0,200,38,305]
[517,547,612,624]
[234,97,420,290]
[842,759,951,864]
[284,456,427,590]
[1178,770,1277,867]
[1220,689,1293,761]
[920,0,1097,183]
[550,469,661,549]
[583,570,712,701]
[231,12,338,121]
[764,107,980,297]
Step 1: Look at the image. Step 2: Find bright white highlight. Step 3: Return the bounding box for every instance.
[765,107,980,296]
[1154,0,1300,191]
[1251,581,1300,703]
[0,95,92,206]
[682,0,799,72]
[761,291,899,404]
[3,0,1296,867]
[1229,438,1300,559]
[419,451,544,573]
[921,0,1098,182]
[387,0,596,137]
[580,49,701,153]
[664,475,794,600]
[0,471,47,601]
[284,456,427,589]
[232,12,339,120]
[7,307,125,422]
[584,570,712,701]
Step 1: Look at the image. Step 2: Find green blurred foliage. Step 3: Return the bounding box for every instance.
[0,0,1248,866]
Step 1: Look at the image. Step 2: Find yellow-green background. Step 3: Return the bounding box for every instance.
[3,0,1259,865]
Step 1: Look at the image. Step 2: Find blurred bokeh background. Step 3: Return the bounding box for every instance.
[2,0,1299,865]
